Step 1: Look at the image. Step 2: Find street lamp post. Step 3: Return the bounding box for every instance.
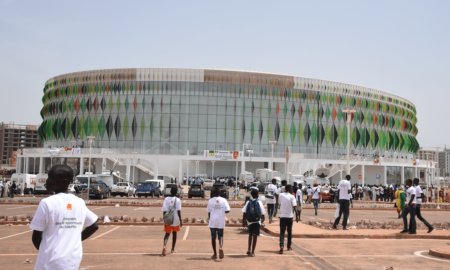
[269,141,277,181]
[86,136,95,203]
[342,110,356,175]
[132,152,138,195]
[211,161,215,184]
[33,157,36,175]
[433,147,441,209]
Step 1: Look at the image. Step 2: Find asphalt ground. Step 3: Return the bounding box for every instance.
[1,202,449,225]
[1,225,449,269]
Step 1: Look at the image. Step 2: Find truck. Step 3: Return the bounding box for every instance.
[136,182,161,198]
[34,173,50,194]
[255,169,281,185]
[281,173,305,186]
[111,182,136,197]
[10,174,36,194]
[239,171,254,184]
[304,176,330,187]
[76,171,119,188]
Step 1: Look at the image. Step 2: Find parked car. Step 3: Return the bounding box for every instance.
[188,184,205,198]
[85,183,110,199]
[203,179,214,190]
[209,183,229,199]
[111,182,136,197]
[320,188,332,203]
[136,182,161,198]
[164,183,184,198]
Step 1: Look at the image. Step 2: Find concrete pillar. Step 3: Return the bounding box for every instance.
[126,158,131,183]
[414,166,418,178]
[80,158,85,176]
[155,159,159,180]
[401,166,405,185]
[383,165,387,186]
[241,160,246,173]
[25,157,29,174]
[178,160,182,184]
[39,157,43,174]
[186,161,190,179]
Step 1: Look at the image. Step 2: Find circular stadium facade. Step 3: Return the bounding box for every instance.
[38,68,419,157]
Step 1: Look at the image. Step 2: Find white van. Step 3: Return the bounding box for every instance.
[239,171,254,184]
[145,179,164,190]
[281,173,305,186]
[256,169,281,184]
[11,173,36,194]
[34,173,49,194]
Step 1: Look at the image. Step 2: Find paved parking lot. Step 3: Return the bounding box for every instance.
[0,225,449,269]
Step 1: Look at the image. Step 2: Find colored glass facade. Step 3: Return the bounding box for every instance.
[38,68,419,155]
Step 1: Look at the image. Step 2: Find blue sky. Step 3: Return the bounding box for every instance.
[0,0,448,149]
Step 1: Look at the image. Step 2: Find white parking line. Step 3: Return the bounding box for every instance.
[183,226,190,240]
[90,226,121,240]
[0,230,32,240]
[6,205,35,210]
[89,206,109,211]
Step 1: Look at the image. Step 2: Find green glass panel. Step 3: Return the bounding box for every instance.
[140,115,145,138]
[311,123,317,145]
[125,96,129,112]
[298,122,303,144]
[290,121,296,143]
[312,105,317,119]
[91,115,98,137]
[260,101,263,115]
[283,120,288,143]
[251,120,255,141]
[116,97,121,111]
[267,120,272,141]
[305,105,310,119]
[268,102,272,115]
[108,97,113,112]
[149,117,154,139]
[142,97,145,110]
[98,115,105,139]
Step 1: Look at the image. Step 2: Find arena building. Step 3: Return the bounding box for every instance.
[16,69,432,187]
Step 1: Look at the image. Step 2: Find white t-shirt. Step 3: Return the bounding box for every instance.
[380,188,384,194]
[29,193,98,270]
[415,186,423,204]
[276,186,285,195]
[296,189,303,202]
[278,192,297,218]
[307,188,312,195]
[406,186,417,205]
[376,188,380,195]
[338,180,351,200]
[265,184,277,204]
[161,197,182,226]
[242,199,266,225]
[352,187,356,194]
[311,187,320,199]
[206,197,230,229]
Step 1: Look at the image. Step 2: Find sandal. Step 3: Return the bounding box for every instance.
[279,248,283,254]
[161,247,166,256]
[219,249,225,259]
[211,254,217,260]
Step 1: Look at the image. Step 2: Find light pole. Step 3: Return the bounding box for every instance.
[86,136,95,203]
[433,147,441,209]
[132,152,137,194]
[269,141,277,180]
[211,161,215,183]
[342,110,356,175]
[33,157,36,175]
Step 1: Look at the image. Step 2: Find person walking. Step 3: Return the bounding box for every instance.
[278,185,298,254]
[10,180,16,198]
[332,175,352,230]
[207,187,231,260]
[311,183,321,216]
[275,180,287,218]
[295,183,303,221]
[306,186,312,204]
[30,165,99,270]
[400,179,417,234]
[413,178,434,233]
[242,189,266,257]
[188,177,191,186]
[394,186,406,219]
[161,186,182,256]
[0,180,3,197]
[265,179,278,224]
[231,185,240,198]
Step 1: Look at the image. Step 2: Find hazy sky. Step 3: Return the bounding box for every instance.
[0,0,448,149]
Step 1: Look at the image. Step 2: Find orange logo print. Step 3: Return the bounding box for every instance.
[216,200,219,203]
[67,204,72,210]
[170,201,173,204]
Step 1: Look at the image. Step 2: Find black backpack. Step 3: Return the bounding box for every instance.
[246,200,261,223]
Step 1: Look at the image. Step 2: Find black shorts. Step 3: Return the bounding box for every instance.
[248,223,261,236]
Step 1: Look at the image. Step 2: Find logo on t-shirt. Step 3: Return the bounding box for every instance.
[67,204,72,210]
[170,201,173,204]
[216,200,219,203]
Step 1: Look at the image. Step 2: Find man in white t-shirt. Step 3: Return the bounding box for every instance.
[295,183,303,221]
[332,175,352,230]
[400,179,417,234]
[413,178,434,233]
[161,186,182,256]
[278,184,298,254]
[30,165,98,270]
[311,183,321,216]
[242,189,266,257]
[275,180,287,218]
[306,186,312,204]
[265,179,278,224]
[207,187,231,260]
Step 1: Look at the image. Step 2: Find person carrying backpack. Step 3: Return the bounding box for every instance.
[161,186,182,256]
[242,189,266,257]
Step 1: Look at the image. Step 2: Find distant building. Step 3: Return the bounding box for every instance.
[438,149,450,177]
[417,148,438,164]
[0,123,43,166]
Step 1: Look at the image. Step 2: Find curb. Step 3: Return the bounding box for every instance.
[429,248,450,259]
[261,227,450,240]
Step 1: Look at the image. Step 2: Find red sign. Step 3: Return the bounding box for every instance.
[358,175,362,180]
[233,151,239,159]
[286,147,289,164]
